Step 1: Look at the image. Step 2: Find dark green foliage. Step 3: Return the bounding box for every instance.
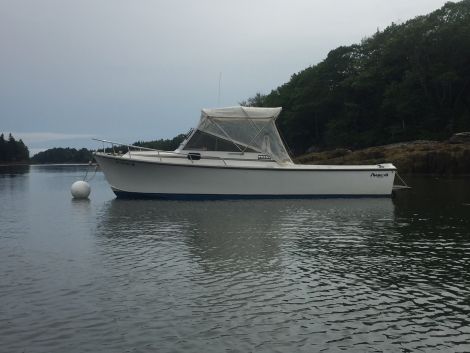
[0,133,29,162]
[31,148,92,164]
[243,1,470,155]
[133,134,186,151]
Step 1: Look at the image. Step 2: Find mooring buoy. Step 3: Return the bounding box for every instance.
[71,180,91,199]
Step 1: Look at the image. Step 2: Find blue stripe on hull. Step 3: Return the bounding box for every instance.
[113,190,391,200]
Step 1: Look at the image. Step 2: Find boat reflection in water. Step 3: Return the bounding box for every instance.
[95,198,395,274]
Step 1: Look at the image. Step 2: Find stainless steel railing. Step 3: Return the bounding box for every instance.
[92,138,165,160]
[92,138,228,165]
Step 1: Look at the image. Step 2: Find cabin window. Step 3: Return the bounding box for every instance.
[183,130,256,152]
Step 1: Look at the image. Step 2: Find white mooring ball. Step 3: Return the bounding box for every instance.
[71,180,91,199]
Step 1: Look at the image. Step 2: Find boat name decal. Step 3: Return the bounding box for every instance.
[258,154,271,160]
[370,172,389,178]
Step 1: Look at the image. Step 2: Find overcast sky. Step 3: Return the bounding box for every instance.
[0,0,451,154]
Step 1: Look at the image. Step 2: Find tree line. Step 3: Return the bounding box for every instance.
[31,148,93,164]
[133,134,186,151]
[242,0,470,155]
[30,135,187,163]
[0,133,29,162]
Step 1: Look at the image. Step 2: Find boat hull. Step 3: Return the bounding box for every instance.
[94,154,396,199]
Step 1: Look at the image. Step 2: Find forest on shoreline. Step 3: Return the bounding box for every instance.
[28,135,186,164]
[242,0,470,155]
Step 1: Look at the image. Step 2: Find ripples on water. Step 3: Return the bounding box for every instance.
[1,166,469,352]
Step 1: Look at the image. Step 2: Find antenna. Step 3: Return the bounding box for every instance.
[217,72,222,106]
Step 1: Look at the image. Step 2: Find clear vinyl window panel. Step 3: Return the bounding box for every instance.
[183,130,256,152]
[196,118,291,162]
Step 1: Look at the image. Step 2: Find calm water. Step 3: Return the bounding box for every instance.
[1,165,470,353]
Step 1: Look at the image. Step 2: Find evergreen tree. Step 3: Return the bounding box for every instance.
[6,133,16,161]
[17,139,29,161]
[0,133,29,162]
[0,134,5,161]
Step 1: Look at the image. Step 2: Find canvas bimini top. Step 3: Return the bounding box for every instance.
[201,106,282,119]
[179,106,293,164]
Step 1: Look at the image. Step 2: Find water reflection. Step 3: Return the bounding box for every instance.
[392,175,470,239]
[31,164,92,173]
[0,164,30,177]
[70,198,92,216]
[2,167,470,352]
[96,198,395,274]
[0,165,30,211]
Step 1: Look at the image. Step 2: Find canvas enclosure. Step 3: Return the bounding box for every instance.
[182,107,292,163]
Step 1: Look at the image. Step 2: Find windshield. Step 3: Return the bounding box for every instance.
[183,130,255,152]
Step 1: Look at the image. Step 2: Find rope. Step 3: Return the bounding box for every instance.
[396,172,409,187]
[83,164,98,182]
[394,171,411,189]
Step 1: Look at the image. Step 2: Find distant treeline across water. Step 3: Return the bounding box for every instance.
[31,148,93,164]
[30,135,186,164]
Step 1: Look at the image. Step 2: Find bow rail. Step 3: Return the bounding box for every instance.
[92,138,227,165]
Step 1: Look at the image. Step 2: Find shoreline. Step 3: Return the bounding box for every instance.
[297,140,470,175]
[0,162,30,167]
[2,141,470,175]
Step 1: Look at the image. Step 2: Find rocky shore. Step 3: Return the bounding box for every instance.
[297,133,470,175]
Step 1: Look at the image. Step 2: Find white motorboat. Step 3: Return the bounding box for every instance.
[94,106,397,199]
